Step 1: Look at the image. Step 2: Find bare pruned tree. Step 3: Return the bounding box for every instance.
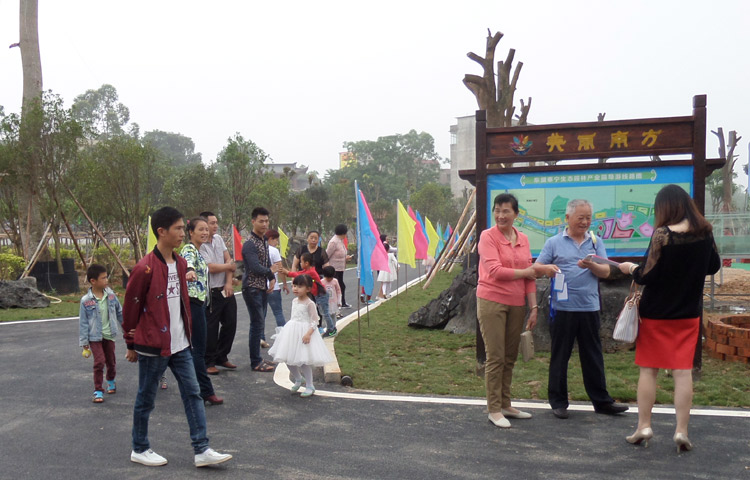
[463,29,531,128]
[711,127,742,212]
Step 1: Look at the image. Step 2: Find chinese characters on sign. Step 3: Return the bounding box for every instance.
[641,129,662,147]
[534,129,664,155]
[546,133,566,152]
[523,170,654,186]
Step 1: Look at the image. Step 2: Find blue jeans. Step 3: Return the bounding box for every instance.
[190,300,215,399]
[316,292,335,330]
[132,348,209,454]
[268,289,286,327]
[242,287,267,368]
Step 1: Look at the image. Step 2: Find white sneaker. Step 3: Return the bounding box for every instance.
[130,449,168,466]
[195,447,232,467]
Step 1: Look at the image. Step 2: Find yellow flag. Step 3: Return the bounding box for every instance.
[146,215,157,253]
[278,227,290,257]
[397,200,416,268]
[425,217,440,258]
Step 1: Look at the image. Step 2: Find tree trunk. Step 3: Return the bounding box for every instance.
[50,219,64,274]
[721,131,740,212]
[18,0,43,261]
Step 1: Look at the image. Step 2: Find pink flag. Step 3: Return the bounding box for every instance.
[408,206,428,259]
[360,190,390,272]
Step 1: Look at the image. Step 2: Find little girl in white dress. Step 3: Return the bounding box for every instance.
[269,275,332,397]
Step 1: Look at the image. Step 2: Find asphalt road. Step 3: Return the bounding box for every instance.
[1,266,749,479]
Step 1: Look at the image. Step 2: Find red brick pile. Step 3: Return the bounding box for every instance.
[704,315,750,363]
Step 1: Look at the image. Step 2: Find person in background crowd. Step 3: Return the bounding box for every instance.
[181,216,223,406]
[199,211,238,376]
[265,229,287,339]
[326,224,353,308]
[241,207,280,372]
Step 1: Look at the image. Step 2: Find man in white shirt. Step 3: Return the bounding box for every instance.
[199,212,238,375]
[265,229,286,334]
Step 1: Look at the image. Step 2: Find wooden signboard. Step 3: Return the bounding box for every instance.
[461,95,724,239]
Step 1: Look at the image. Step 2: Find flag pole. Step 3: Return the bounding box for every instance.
[357,275,361,354]
[355,180,362,353]
[396,264,399,311]
[366,275,370,328]
[405,261,408,294]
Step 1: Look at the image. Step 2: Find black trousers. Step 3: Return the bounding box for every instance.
[205,288,238,367]
[547,310,614,409]
[334,270,347,305]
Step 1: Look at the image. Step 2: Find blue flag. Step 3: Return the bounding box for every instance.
[416,211,428,246]
[355,181,388,296]
[436,223,444,254]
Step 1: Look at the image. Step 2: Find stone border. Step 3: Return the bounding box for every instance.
[704,315,750,363]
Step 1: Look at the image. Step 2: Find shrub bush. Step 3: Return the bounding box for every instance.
[0,253,27,281]
[92,244,134,276]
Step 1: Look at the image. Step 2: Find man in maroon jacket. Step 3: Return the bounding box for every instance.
[123,206,232,468]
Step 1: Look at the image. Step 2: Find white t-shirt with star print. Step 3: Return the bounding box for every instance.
[167,262,190,354]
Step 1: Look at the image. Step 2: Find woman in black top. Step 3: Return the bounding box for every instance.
[619,185,720,452]
[292,231,330,275]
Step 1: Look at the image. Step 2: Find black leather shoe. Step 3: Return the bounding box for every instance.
[595,402,629,415]
[552,408,569,419]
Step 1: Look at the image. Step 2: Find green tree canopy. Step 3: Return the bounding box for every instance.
[76,136,164,259]
[162,163,221,219]
[72,84,131,139]
[323,129,446,236]
[143,129,202,168]
[214,133,270,232]
[409,183,461,229]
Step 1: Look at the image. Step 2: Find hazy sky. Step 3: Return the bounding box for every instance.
[1,1,748,186]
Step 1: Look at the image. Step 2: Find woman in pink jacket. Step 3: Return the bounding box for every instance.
[477,193,556,428]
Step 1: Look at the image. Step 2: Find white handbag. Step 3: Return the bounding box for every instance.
[613,281,641,343]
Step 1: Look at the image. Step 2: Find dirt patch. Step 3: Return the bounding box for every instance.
[704,267,750,308]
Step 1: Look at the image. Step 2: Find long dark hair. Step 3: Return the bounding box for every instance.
[653,184,712,235]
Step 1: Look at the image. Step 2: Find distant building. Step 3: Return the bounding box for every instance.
[265,162,317,191]
[449,115,476,199]
[339,152,356,169]
[439,168,451,187]
[449,115,524,198]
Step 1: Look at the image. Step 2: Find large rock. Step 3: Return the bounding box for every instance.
[408,264,477,330]
[0,279,51,309]
[408,261,635,353]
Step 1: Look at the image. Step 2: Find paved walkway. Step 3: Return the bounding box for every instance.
[1,267,749,479]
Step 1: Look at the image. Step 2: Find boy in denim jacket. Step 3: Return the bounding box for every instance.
[79,264,123,403]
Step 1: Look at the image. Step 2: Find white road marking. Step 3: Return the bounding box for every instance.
[0,316,77,325]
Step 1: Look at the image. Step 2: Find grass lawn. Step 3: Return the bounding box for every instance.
[336,269,750,408]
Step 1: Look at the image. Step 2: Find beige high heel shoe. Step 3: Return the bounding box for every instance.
[673,433,693,452]
[626,427,654,447]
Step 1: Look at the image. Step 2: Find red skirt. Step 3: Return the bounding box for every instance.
[634,316,700,370]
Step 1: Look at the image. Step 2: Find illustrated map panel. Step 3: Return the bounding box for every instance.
[487,166,694,257]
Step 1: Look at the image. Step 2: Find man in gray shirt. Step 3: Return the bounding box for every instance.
[200,212,238,375]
